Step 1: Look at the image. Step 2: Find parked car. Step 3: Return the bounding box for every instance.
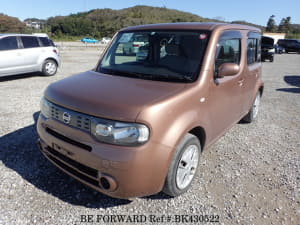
[0,34,60,77]
[275,44,284,54]
[37,23,264,199]
[122,34,148,55]
[136,44,149,61]
[81,37,99,44]
[261,36,275,62]
[277,39,300,53]
[101,37,111,44]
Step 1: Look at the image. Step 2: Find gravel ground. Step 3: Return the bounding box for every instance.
[0,49,299,225]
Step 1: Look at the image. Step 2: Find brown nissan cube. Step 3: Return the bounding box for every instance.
[37,23,264,198]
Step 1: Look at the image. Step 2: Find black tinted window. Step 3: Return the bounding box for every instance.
[21,36,40,48]
[39,37,54,47]
[0,36,18,50]
[247,38,260,64]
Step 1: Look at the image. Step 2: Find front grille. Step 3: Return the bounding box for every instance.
[45,147,99,187]
[46,127,92,152]
[49,102,91,132]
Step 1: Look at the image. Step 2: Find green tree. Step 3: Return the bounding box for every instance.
[266,15,276,32]
[0,13,26,32]
[278,17,292,34]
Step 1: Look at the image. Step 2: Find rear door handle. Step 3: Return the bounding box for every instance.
[238,79,244,86]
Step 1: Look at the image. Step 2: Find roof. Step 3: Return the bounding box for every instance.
[121,22,261,32]
[0,33,47,38]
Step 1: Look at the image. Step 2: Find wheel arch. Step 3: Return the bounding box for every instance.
[259,85,264,96]
[44,57,59,66]
[188,126,206,152]
[39,57,59,72]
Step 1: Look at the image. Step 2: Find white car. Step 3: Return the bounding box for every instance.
[0,34,60,77]
[101,37,111,44]
[122,34,147,55]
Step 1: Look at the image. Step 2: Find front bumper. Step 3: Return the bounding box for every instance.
[37,114,173,198]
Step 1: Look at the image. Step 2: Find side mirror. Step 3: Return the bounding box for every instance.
[218,63,240,77]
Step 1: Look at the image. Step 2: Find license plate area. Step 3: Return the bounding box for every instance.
[52,143,75,158]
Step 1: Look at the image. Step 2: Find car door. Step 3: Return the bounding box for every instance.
[208,30,245,139]
[19,36,42,72]
[0,36,23,77]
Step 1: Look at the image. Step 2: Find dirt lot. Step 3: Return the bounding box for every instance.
[0,48,299,225]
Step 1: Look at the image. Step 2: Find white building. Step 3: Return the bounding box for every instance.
[263,33,286,44]
[25,21,44,29]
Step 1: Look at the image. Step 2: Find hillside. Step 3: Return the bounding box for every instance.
[46,5,223,38]
[1,5,268,38]
[0,13,26,32]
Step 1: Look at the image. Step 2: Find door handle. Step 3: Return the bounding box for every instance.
[238,79,244,86]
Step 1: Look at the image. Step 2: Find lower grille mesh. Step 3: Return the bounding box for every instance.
[45,147,99,187]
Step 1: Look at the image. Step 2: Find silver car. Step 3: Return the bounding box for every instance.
[0,34,60,77]
[122,34,147,55]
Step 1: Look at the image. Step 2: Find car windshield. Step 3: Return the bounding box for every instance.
[98,30,210,82]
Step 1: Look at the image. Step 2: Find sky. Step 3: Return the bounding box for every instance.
[1,0,300,26]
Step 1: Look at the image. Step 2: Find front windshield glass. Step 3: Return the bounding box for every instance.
[98,30,210,82]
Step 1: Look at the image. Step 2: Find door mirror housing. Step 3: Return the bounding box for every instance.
[218,63,240,77]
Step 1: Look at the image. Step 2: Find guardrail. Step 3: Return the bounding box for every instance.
[55,41,108,51]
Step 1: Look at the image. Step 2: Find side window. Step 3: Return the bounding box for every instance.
[247,39,255,64]
[0,36,18,51]
[39,37,54,47]
[247,32,261,64]
[21,36,40,48]
[215,31,241,70]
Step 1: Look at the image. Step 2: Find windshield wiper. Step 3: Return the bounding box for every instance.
[100,67,193,82]
[153,73,194,82]
[100,68,154,79]
[143,64,194,82]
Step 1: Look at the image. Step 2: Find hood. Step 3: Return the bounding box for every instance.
[45,71,186,121]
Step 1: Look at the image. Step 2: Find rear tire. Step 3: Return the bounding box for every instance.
[242,92,261,123]
[163,133,200,197]
[42,59,57,76]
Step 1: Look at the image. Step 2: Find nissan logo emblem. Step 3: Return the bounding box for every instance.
[62,112,71,124]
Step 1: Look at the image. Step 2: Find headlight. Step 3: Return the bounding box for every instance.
[92,120,150,146]
[40,97,51,118]
[268,48,275,53]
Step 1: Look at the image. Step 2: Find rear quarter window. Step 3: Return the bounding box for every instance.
[39,37,55,47]
[21,36,40,48]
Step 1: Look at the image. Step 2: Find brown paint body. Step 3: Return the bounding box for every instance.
[37,23,263,198]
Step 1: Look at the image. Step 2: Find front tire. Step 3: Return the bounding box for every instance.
[42,59,57,76]
[163,133,200,197]
[242,92,261,123]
